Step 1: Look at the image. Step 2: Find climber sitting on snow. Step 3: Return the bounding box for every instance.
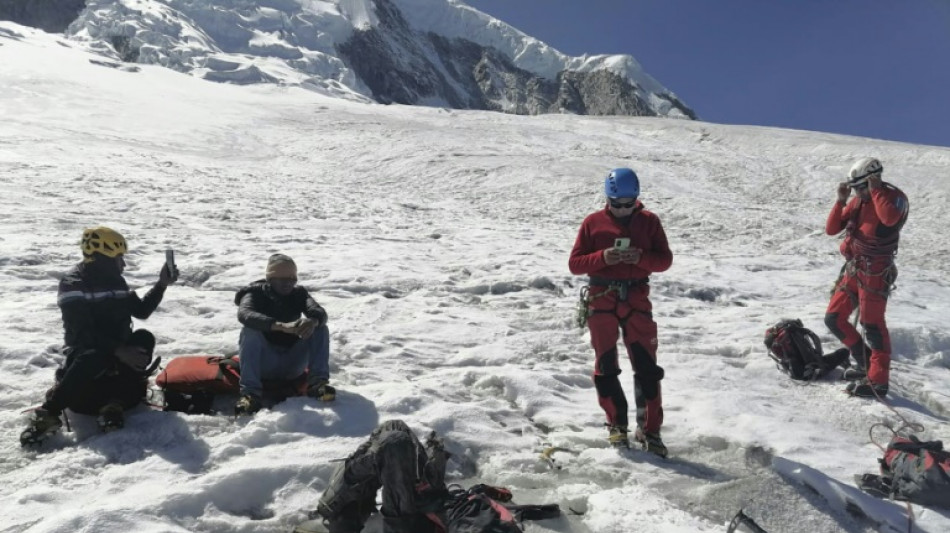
[233,253,334,415]
[20,227,178,447]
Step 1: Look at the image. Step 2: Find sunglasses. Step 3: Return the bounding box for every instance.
[609,199,637,208]
[269,277,297,284]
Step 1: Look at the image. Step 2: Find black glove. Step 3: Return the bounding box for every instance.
[159,263,179,286]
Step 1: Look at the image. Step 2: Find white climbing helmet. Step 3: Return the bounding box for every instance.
[848,157,883,187]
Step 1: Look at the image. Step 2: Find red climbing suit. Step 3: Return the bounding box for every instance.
[825,184,909,386]
[569,202,672,433]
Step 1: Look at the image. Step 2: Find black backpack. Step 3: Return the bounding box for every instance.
[764,319,827,380]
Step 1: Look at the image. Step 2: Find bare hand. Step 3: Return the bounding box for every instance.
[295,318,317,339]
[603,247,622,266]
[620,248,642,264]
[867,174,882,189]
[836,182,851,203]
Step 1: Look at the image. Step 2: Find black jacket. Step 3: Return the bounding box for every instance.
[58,260,165,358]
[235,280,328,347]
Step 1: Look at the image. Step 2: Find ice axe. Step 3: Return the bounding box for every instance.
[727,509,768,533]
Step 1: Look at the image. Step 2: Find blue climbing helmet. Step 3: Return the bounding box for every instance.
[604,168,640,198]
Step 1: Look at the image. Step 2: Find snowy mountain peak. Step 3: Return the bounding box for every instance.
[9,0,696,117]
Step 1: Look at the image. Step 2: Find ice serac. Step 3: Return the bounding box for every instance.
[0,0,86,33]
[53,0,694,118]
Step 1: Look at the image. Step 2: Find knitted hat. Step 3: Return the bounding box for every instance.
[265,253,297,279]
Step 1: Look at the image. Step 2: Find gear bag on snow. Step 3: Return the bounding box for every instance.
[155,355,306,414]
[764,319,840,381]
[443,484,522,533]
[857,434,950,508]
[310,420,559,533]
[441,484,560,533]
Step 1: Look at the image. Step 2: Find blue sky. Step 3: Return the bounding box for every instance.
[466,1,950,148]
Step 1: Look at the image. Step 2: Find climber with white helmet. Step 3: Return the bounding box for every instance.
[825,157,909,398]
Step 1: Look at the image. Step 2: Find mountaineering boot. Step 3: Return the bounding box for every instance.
[97,402,125,432]
[607,425,629,448]
[20,408,63,447]
[307,379,336,402]
[846,378,888,399]
[634,428,668,458]
[234,394,263,415]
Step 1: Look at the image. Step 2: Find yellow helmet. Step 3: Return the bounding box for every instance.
[81,226,127,260]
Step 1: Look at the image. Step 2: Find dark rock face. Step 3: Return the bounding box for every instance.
[337,0,472,108]
[337,0,695,118]
[0,0,86,33]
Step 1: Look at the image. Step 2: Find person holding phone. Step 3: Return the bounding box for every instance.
[20,227,179,446]
[824,157,909,399]
[568,168,673,456]
[233,253,334,415]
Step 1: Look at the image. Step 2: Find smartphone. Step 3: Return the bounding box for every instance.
[165,249,176,271]
[614,238,630,250]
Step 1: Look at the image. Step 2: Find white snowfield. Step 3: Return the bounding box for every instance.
[2,23,950,533]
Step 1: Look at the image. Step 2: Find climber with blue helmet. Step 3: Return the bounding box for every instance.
[568,167,673,457]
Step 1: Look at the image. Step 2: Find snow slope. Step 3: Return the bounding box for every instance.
[2,22,950,533]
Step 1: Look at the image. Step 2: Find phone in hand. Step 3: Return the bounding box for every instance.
[614,238,630,250]
[165,249,176,271]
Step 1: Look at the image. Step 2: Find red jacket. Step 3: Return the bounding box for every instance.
[569,202,673,279]
[826,184,908,259]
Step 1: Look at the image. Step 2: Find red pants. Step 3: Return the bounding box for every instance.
[825,259,896,385]
[588,286,664,433]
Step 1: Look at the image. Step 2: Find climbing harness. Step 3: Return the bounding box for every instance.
[575,277,649,329]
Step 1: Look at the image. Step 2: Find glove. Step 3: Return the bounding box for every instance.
[295,318,318,339]
[159,263,179,286]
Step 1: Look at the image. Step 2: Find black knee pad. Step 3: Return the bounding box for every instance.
[824,313,845,340]
[596,346,620,375]
[631,344,664,400]
[593,374,623,398]
[862,323,885,350]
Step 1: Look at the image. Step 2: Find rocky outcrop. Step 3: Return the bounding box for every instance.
[0,0,85,33]
[53,0,695,118]
[338,0,695,118]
